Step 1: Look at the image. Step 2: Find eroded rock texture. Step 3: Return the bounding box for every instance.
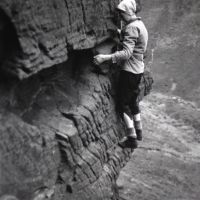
[0,0,144,199]
[0,0,117,79]
[0,42,135,199]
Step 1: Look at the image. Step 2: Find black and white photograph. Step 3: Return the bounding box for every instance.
[0,0,199,200]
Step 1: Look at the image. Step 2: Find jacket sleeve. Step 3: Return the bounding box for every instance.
[111,25,139,63]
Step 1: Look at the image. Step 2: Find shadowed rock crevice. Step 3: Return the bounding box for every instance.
[0,9,21,72]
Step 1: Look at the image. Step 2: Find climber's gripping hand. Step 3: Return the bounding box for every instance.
[93,54,111,66]
[93,54,105,66]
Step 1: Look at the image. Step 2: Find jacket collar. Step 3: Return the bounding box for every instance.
[126,17,141,25]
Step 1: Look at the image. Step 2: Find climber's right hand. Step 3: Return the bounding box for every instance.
[93,54,111,66]
[93,55,105,65]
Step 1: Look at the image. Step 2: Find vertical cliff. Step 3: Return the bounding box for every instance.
[0,49,134,200]
[0,1,136,199]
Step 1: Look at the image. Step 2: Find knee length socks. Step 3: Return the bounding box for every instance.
[123,113,137,138]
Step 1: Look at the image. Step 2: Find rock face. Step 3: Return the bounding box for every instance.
[0,0,137,199]
[0,0,154,199]
[0,47,134,200]
[0,39,136,200]
[0,0,117,79]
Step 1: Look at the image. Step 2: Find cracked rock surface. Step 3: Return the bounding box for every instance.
[0,1,135,199]
[0,0,117,79]
[0,49,134,200]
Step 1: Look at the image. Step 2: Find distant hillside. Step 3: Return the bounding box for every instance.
[141,0,200,105]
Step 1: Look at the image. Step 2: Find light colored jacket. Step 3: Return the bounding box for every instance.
[111,18,148,74]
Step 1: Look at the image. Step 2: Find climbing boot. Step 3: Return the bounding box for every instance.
[119,136,138,149]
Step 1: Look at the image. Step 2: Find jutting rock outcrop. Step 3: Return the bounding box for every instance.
[0,0,118,79]
[0,0,136,200]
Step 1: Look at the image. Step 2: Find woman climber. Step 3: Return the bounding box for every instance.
[94,0,148,149]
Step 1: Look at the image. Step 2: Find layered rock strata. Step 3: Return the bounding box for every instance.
[0,43,135,200]
[0,0,144,199]
[0,0,117,79]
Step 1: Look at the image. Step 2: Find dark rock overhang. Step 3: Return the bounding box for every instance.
[0,0,118,79]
